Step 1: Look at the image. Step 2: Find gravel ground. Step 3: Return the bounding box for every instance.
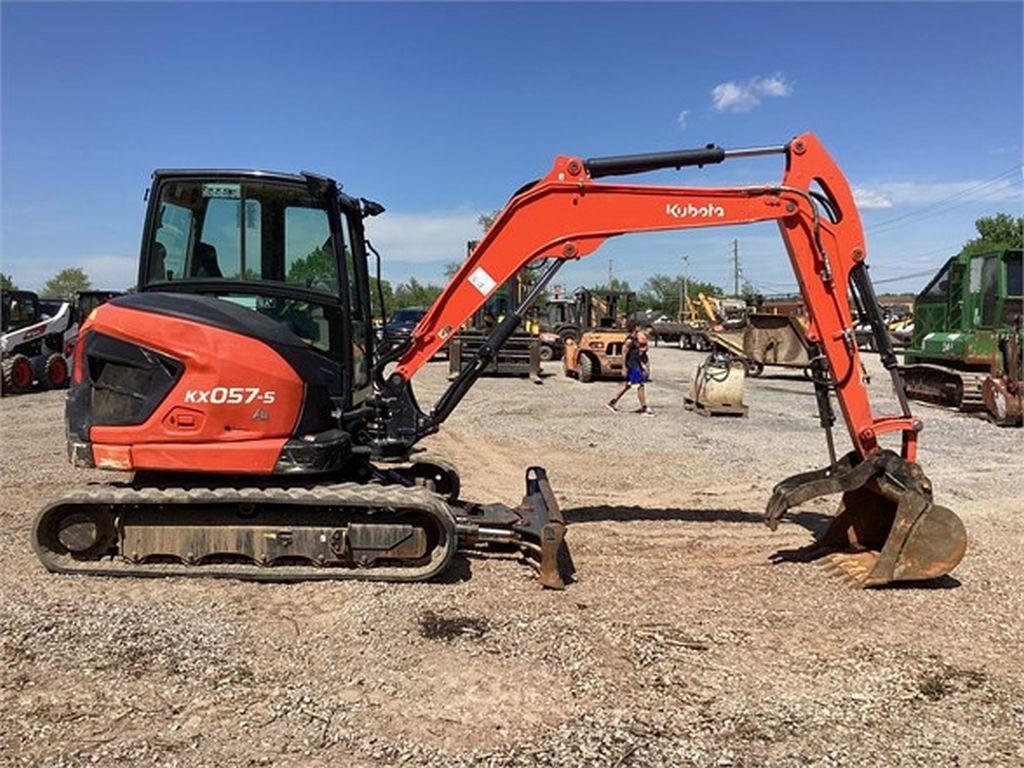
[1,347,1022,767]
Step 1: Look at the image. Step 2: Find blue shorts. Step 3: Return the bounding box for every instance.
[627,364,645,384]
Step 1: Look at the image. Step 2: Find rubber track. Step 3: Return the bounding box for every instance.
[32,481,458,583]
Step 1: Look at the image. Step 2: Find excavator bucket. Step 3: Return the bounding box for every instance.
[765,450,967,586]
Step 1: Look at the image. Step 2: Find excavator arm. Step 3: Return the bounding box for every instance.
[372,133,967,587]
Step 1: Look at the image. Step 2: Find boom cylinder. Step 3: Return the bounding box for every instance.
[584,143,786,179]
[585,146,726,178]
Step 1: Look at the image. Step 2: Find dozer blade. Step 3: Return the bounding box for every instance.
[765,450,967,586]
[455,466,575,589]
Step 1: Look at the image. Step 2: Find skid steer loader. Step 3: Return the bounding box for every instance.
[1,291,72,394]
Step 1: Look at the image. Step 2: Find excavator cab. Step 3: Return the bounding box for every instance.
[136,171,375,407]
[62,170,384,477]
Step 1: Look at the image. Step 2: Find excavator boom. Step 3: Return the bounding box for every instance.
[375,133,966,586]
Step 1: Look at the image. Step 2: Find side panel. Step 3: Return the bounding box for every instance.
[81,304,305,472]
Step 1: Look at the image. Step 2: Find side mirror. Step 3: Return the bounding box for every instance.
[360,198,386,218]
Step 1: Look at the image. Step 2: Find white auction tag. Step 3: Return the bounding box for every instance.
[468,267,497,296]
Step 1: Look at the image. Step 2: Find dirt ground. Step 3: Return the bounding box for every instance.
[1,348,1021,767]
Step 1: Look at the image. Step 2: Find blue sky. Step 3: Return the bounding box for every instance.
[2,2,1022,296]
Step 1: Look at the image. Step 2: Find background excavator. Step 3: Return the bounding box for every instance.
[34,133,967,589]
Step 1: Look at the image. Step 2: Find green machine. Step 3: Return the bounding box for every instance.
[901,249,1022,423]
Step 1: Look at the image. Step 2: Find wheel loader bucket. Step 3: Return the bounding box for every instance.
[765,450,967,586]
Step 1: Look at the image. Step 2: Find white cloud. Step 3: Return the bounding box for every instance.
[756,74,791,97]
[711,73,793,113]
[711,82,756,112]
[363,208,483,266]
[852,187,893,210]
[79,254,138,290]
[2,255,137,294]
[852,177,1021,208]
[5,209,486,292]
[677,110,690,130]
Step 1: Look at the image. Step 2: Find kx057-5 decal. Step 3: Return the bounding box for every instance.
[183,387,277,405]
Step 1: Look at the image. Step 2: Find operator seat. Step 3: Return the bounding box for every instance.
[193,242,223,278]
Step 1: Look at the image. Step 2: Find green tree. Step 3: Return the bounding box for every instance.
[42,267,91,300]
[638,274,723,317]
[392,277,444,309]
[371,278,394,318]
[739,279,763,308]
[286,246,339,292]
[478,209,501,233]
[443,261,462,279]
[0,273,17,292]
[960,213,1023,256]
[592,277,634,295]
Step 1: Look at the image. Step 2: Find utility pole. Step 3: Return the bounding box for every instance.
[732,239,740,297]
[679,254,689,322]
[608,259,613,288]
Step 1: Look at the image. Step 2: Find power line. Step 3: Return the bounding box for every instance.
[871,177,1022,237]
[731,239,740,296]
[865,167,1021,235]
[870,268,944,286]
[865,166,1019,232]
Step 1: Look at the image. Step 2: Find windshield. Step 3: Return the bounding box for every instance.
[2,293,39,332]
[1007,253,1022,297]
[145,179,343,297]
[390,309,425,324]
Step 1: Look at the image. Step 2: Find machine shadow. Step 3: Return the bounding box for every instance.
[563,504,831,535]
[563,504,962,589]
[433,553,474,584]
[755,371,811,382]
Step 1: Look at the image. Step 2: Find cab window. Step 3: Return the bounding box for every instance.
[979,256,1000,327]
[343,220,369,389]
[145,179,347,358]
[284,207,336,293]
[198,198,242,279]
[151,202,193,282]
[919,259,951,302]
[147,180,341,296]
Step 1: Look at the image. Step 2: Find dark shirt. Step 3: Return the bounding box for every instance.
[625,333,642,367]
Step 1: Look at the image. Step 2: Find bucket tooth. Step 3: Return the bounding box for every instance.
[766,450,967,586]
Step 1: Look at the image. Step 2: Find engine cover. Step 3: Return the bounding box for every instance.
[67,293,346,475]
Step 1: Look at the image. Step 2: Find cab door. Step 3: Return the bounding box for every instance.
[338,197,374,406]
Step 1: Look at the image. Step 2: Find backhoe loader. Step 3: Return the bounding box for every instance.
[34,134,967,589]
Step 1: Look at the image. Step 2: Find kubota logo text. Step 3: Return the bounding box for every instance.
[184,387,276,405]
[666,203,725,219]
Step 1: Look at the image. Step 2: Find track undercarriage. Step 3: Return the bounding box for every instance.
[899,364,987,411]
[33,465,573,589]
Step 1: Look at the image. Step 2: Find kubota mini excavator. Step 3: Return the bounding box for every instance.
[34,134,968,588]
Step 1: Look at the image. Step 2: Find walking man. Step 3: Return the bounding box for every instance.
[606,320,653,415]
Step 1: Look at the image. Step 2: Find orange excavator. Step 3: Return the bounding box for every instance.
[34,134,967,589]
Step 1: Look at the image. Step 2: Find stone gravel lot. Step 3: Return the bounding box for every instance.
[1,347,1021,767]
